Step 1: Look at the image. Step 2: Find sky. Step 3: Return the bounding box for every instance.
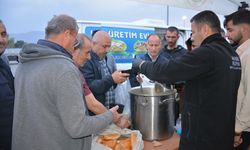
[0,0,205,34]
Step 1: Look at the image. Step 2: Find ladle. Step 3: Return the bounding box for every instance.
[139,81,143,93]
[137,73,144,93]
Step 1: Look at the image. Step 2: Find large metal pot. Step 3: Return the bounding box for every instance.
[129,85,175,141]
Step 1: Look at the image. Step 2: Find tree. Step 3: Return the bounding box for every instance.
[14,40,25,48]
[7,37,15,48]
[7,38,26,48]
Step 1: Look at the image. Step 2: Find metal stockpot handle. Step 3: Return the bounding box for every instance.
[140,97,148,107]
[160,98,175,104]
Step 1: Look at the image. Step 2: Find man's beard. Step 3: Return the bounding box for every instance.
[79,62,85,67]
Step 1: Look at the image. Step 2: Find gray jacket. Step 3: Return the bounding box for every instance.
[12,43,112,150]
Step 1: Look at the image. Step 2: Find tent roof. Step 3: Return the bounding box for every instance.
[130,0,250,15]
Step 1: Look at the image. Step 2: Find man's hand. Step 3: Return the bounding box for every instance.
[132,58,144,74]
[234,134,243,147]
[109,105,122,123]
[115,115,131,129]
[112,70,129,84]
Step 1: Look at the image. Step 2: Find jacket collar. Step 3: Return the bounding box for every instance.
[200,33,224,46]
[146,53,159,62]
[91,51,107,61]
[163,45,184,53]
[236,38,250,56]
[37,39,72,59]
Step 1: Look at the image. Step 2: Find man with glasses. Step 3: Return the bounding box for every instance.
[73,33,130,128]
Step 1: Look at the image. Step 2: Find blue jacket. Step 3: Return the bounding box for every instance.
[80,51,117,106]
[129,53,168,87]
[139,34,241,150]
[0,57,14,149]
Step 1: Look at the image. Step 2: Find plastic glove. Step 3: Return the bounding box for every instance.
[132,58,144,74]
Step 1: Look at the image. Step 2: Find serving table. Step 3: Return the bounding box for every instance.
[143,133,180,150]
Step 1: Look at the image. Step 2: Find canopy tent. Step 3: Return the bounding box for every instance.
[129,0,250,15]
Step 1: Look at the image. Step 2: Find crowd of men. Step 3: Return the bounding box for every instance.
[0,8,249,150]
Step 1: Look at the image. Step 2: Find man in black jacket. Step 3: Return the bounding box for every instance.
[0,20,14,150]
[132,10,241,150]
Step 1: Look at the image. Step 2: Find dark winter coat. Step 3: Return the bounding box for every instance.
[139,34,241,150]
[0,57,14,150]
[80,51,117,106]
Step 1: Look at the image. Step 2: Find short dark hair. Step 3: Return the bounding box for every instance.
[166,26,179,34]
[0,19,6,28]
[191,10,221,33]
[232,9,250,25]
[224,9,250,27]
[45,15,78,39]
[74,33,91,50]
[224,12,235,27]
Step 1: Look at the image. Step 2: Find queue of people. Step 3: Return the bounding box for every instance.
[0,8,249,150]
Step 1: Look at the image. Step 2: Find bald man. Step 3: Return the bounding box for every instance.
[80,31,129,111]
[130,34,168,87]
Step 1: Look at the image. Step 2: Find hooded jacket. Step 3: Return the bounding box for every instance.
[12,42,113,150]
